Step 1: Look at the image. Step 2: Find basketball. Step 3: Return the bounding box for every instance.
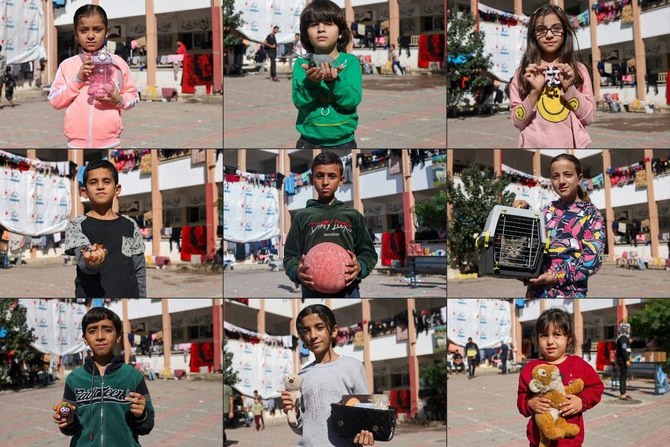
[303,242,351,294]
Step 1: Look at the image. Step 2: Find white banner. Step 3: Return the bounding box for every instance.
[504,183,558,211]
[20,299,88,356]
[0,0,45,65]
[481,21,527,81]
[447,299,511,349]
[0,169,71,236]
[234,0,306,44]
[227,338,294,399]
[223,181,280,243]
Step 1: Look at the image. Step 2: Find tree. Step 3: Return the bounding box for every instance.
[420,359,448,392]
[223,336,239,386]
[628,299,670,373]
[414,190,447,233]
[0,300,37,388]
[446,165,514,274]
[446,9,493,114]
[223,0,244,48]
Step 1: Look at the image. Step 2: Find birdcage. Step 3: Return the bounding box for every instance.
[475,205,549,278]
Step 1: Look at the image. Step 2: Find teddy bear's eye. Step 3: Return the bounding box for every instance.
[539,370,546,376]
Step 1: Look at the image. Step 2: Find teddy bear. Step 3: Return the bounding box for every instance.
[280,373,303,425]
[529,364,584,447]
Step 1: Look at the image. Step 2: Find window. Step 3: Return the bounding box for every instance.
[391,373,409,387]
[365,215,383,232]
[164,209,181,227]
[388,214,403,231]
[188,206,206,223]
[158,34,173,54]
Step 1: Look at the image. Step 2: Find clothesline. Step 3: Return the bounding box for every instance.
[0,150,76,178]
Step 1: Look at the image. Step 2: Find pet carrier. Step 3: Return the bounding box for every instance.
[475,205,549,278]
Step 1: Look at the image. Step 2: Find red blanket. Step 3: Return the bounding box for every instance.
[181,225,207,261]
[182,53,213,94]
[418,34,445,68]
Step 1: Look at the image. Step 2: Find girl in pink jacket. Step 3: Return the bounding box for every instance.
[510,5,595,148]
[48,5,138,148]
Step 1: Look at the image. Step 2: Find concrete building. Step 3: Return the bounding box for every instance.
[0,149,222,264]
[223,149,446,266]
[224,298,446,419]
[449,0,669,105]
[41,0,223,96]
[447,149,670,261]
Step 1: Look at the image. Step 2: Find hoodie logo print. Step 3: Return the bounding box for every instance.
[75,386,130,405]
[307,219,353,235]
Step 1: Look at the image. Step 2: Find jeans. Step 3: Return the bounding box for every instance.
[267,51,277,78]
[468,359,476,377]
[501,358,507,374]
[616,359,628,395]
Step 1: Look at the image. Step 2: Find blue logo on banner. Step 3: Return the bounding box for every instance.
[38,318,48,328]
[10,211,19,222]
[36,176,44,186]
[275,6,282,15]
[251,21,259,32]
[245,204,253,214]
[457,300,467,305]
[36,214,44,224]
[10,192,20,202]
[249,2,259,12]
[59,180,67,189]
[223,201,229,211]
[501,27,509,36]
[500,45,509,55]
[41,335,48,345]
[480,316,487,325]
[36,195,44,205]
[457,312,466,321]
[457,329,466,338]
[481,333,488,340]
[245,222,253,232]
[10,171,20,182]
[60,197,68,207]
[243,361,253,371]
[480,301,488,309]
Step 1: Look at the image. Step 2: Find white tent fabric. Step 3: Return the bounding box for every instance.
[20,299,88,356]
[234,0,306,44]
[227,338,293,399]
[447,299,511,349]
[223,181,280,243]
[0,1,46,65]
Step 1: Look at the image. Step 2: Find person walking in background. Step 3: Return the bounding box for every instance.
[616,321,632,400]
[263,25,280,82]
[252,397,264,431]
[500,342,509,375]
[389,44,404,75]
[253,390,265,429]
[582,337,592,361]
[465,337,480,379]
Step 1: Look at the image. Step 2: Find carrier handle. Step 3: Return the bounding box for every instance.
[475,232,490,249]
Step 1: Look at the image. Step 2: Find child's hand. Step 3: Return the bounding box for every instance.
[297,255,314,288]
[559,394,583,417]
[527,271,558,286]
[78,56,94,82]
[524,64,546,93]
[281,390,299,417]
[344,250,361,286]
[302,64,325,83]
[353,430,375,446]
[52,403,76,428]
[557,63,575,92]
[319,62,340,82]
[94,83,122,106]
[528,395,552,414]
[82,243,107,268]
[126,392,146,417]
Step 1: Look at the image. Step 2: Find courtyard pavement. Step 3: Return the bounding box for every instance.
[447,111,670,148]
[0,263,222,298]
[223,265,446,298]
[223,73,447,148]
[447,263,670,297]
[447,364,670,446]
[0,377,223,446]
[0,97,223,148]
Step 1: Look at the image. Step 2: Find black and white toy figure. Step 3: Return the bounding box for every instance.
[544,66,561,88]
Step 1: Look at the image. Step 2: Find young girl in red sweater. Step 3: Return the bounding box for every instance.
[517,308,604,446]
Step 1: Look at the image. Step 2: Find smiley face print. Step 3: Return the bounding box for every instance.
[537,86,579,123]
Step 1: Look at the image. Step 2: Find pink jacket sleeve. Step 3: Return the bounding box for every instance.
[510,69,536,130]
[48,62,85,110]
[562,62,595,127]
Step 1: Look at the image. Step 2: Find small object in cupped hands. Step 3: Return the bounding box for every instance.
[80,243,107,254]
[303,53,346,71]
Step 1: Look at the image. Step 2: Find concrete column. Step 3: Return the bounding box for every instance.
[150,150,163,256]
[573,298,583,356]
[631,0,647,101]
[211,0,223,94]
[213,299,222,371]
[532,150,541,177]
[515,303,523,361]
[145,0,159,100]
[513,0,522,15]
[238,149,246,172]
[540,299,546,313]
[493,150,502,177]
[589,0,602,101]
[206,150,220,259]
[406,299,420,417]
[388,0,399,53]
[75,150,84,216]
[351,149,363,213]
[401,150,416,263]
[282,151,292,259]
[277,152,285,259]
[44,0,58,84]
[122,299,132,364]
[616,299,628,325]
[361,299,373,393]
[470,0,479,32]
[345,0,355,54]
[644,150,659,258]
[161,299,173,376]
[556,0,565,11]
[602,150,615,262]
[258,299,266,335]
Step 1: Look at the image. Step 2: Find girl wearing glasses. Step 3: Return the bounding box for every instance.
[510,5,595,148]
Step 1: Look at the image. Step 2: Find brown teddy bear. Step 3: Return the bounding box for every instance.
[529,364,584,447]
[281,373,303,425]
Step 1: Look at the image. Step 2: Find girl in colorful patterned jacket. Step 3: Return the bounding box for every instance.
[513,153,604,297]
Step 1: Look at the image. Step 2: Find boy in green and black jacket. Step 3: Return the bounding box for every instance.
[52,307,154,446]
[284,151,378,297]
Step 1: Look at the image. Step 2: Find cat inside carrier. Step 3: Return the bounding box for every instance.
[475,205,550,278]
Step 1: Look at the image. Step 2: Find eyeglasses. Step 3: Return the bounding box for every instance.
[535,24,564,37]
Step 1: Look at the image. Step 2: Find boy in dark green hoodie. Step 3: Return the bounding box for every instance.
[52,306,155,446]
[284,151,378,297]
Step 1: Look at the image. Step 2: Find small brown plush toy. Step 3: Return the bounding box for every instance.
[281,373,303,425]
[529,364,584,447]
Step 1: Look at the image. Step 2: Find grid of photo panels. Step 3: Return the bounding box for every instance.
[222,1,448,446]
[0,2,224,445]
[446,0,670,445]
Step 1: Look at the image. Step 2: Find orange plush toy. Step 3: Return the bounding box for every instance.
[529,364,584,447]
